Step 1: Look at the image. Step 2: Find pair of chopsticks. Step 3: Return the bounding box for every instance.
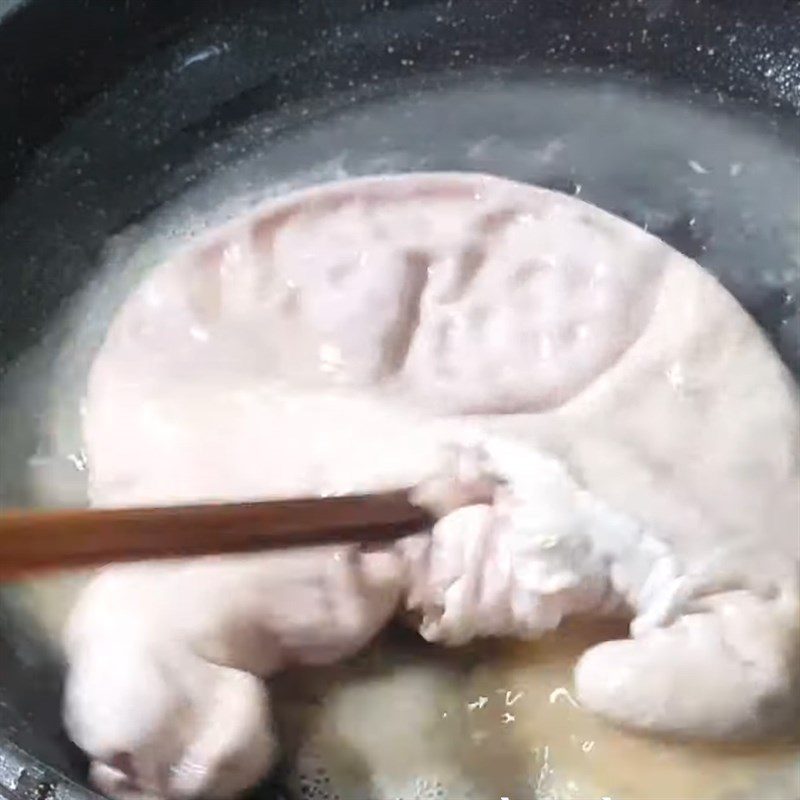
[0,491,433,582]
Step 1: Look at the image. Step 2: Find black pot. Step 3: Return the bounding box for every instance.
[0,2,798,799]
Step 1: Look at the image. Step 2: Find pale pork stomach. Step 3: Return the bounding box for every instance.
[63,173,799,800]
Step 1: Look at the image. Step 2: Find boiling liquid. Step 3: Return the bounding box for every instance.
[1,71,798,799]
[275,622,799,800]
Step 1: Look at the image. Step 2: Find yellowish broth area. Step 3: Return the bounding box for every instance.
[473,623,798,800]
[275,620,799,800]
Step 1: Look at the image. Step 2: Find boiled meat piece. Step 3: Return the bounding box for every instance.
[406,436,800,740]
[65,547,404,800]
[63,173,800,800]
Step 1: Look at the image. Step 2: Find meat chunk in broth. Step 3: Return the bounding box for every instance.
[63,174,800,800]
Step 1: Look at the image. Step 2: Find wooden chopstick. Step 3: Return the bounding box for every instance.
[0,491,433,581]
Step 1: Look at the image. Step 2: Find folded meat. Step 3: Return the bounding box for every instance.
[63,173,800,800]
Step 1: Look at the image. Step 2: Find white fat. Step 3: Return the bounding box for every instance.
[405,435,681,645]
